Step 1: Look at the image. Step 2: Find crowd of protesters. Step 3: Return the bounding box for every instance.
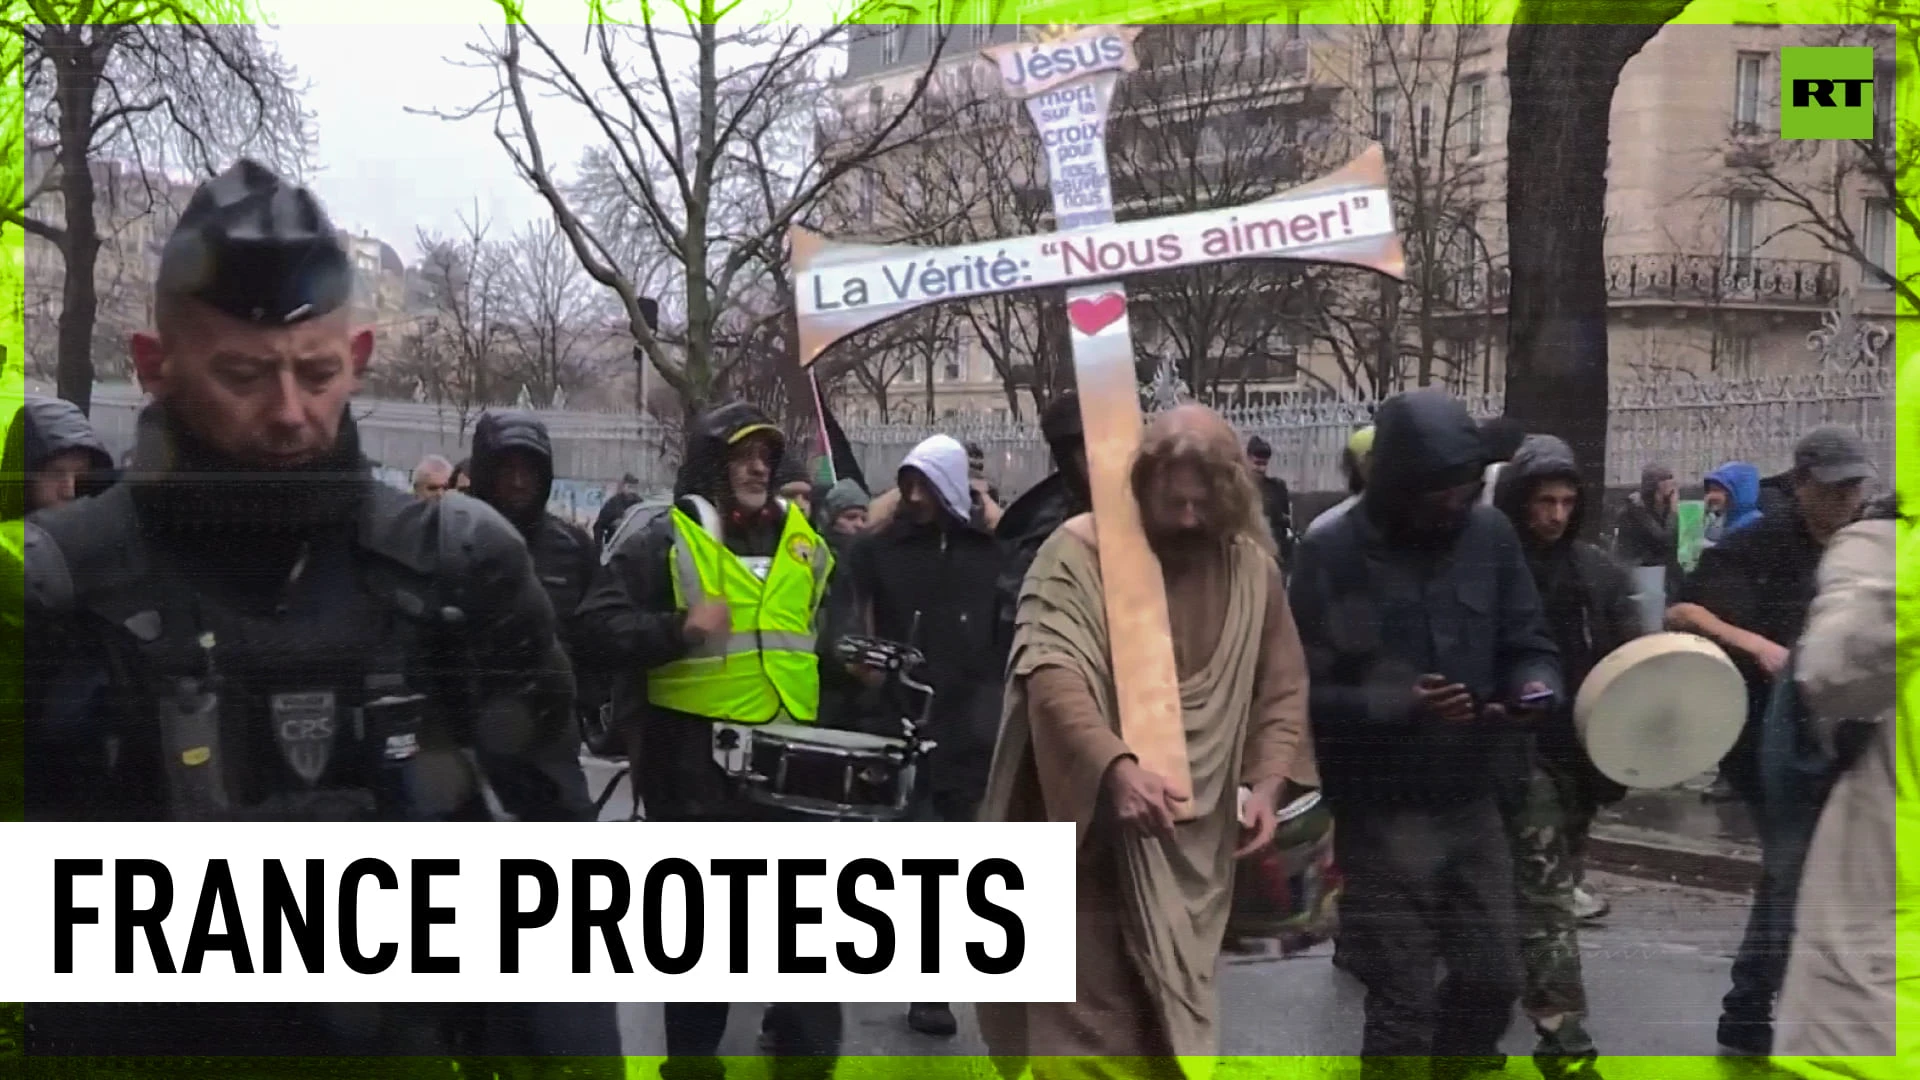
[6,373,1900,1080]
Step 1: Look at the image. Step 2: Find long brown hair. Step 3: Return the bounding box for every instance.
[1129,405,1276,555]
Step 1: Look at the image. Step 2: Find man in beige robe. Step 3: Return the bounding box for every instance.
[978,405,1315,1080]
[1772,506,1905,1078]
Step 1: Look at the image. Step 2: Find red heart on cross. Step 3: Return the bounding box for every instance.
[1067,292,1126,337]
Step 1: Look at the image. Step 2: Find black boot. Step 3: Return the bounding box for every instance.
[1432,1054,1508,1080]
[1535,1053,1605,1080]
[907,1002,958,1037]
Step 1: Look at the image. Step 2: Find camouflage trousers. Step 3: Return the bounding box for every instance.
[1499,758,1600,1061]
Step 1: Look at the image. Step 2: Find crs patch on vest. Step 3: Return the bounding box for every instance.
[272,691,338,784]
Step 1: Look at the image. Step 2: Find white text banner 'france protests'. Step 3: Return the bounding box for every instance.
[0,821,1074,1003]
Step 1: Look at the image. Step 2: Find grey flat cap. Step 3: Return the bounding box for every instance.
[1793,426,1875,484]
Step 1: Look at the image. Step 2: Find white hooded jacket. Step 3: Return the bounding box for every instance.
[899,435,973,523]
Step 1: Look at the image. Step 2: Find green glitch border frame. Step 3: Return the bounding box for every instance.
[0,0,1913,1076]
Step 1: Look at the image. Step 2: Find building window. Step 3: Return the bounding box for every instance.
[1862,198,1893,287]
[1373,86,1396,150]
[882,22,905,65]
[944,356,963,381]
[1874,62,1894,151]
[1444,340,1476,393]
[1725,195,1758,277]
[1712,332,1755,378]
[1452,223,1481,303]
[1269,343,1300,382]
[1464,78,1485,155]
[971,5,993,48]
[1417,97,1432,157]
[856,171,875,222]
[1733,51,1764,133]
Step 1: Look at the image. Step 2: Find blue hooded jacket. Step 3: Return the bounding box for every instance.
[1703,461,1764,536]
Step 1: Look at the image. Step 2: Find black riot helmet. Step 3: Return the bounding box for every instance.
[157,159,352,327]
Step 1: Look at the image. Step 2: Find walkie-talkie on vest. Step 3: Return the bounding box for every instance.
[157,630,233,819]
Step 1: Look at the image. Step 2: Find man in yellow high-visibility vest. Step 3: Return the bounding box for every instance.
[573,400,838,1080]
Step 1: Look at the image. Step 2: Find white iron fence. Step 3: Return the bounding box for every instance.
[76,367,1892,507]
[844,369,1893,497]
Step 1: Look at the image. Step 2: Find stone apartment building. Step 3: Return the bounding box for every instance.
[20,155,197,382]
[20,153,417,379]
[828,13,1901,420]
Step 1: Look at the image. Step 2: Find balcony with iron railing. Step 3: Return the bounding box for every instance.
[1604,254,1840,307]
[1431,254,1840,314]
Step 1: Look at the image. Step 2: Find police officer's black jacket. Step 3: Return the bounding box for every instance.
[1258,473,1294,566]
[22,405,594,825]
[468,409,598,646]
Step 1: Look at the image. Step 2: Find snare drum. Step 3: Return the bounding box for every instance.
[719,723,919,821]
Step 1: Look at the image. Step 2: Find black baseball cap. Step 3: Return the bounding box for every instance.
[1793,426,1875,484]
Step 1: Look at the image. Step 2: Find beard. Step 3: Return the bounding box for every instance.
[1147,523,1219,564]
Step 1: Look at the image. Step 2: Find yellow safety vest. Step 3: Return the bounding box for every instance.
[646,498,834,724]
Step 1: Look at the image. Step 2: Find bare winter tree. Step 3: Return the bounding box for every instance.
[1316,0,1505,393]
[1111,19,1340,398]
[814,55,1072,421]
[495,218,616,406]
[3,0,314,414]
[391,215,512,442]
[1711,17,1912,311]
[831,307,962,423]
[1504,0,1693,508]
[429,0,960,423]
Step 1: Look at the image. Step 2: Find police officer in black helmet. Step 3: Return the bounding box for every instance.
[20,160,620,1067]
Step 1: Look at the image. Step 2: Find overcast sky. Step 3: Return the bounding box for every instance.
[264,22,605,264]
[262,16,835,268]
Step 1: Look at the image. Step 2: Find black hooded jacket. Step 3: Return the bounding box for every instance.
[469,410,598,636]
[1288,389,1561,809]
[3,396,116,519]
[841,491,1006,813]
[594,489,643,549]
[993,469,1089,653]
[1494,435,1642,802]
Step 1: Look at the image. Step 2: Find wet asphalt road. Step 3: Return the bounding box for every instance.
[582,757,1752,1066]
